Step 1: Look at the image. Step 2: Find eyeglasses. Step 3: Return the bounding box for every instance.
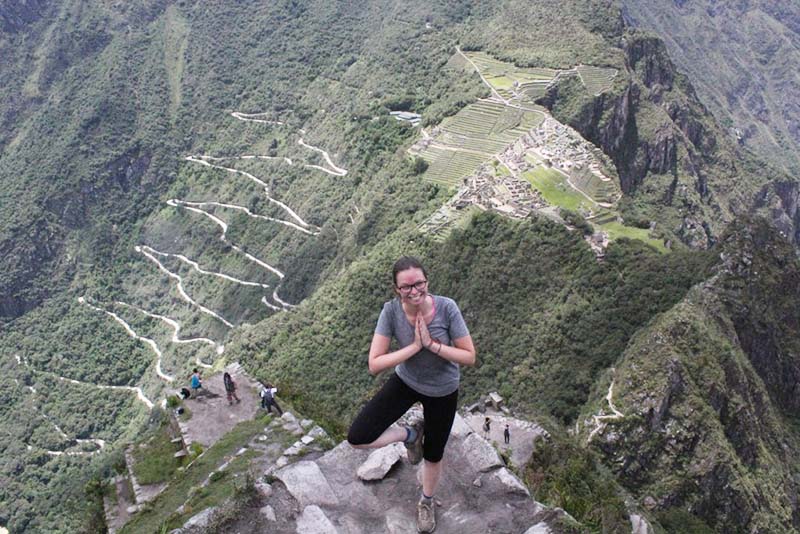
[396,280,428,294]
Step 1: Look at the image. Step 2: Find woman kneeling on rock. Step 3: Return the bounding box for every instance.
[347,256,476,533]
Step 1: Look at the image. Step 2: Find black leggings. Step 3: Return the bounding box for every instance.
[347,374,458,462]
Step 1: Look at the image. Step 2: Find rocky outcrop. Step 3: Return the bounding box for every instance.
[540,30,777,249]
[754,179,800,246]
[622,0,800,174]
[212,412,574,533]
[584,218,800,532]
[714,218,800,415]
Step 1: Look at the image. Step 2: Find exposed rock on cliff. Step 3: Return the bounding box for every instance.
[583,217,800,532]
[755,179,800,247]
[541,30,785,249]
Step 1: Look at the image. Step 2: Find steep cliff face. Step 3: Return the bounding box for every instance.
[0,1,172,320]
[621,0,800,176]
[755,179,800,247]
[542,31,783,249]
[584,218,800,532]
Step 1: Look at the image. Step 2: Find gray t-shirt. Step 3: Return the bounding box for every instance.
[375,295,470,397]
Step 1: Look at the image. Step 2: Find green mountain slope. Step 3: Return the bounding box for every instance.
[582,217,800,532]
[0,1,798,532]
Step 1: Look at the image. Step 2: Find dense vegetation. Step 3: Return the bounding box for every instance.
[236,212,714,430]
[1,0,798,532]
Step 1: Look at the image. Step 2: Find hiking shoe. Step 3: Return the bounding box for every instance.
[417,500,436,533]
[404,419,424,465]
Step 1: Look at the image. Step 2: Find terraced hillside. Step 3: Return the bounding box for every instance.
[411,99,543,186]
[413,50,654,251]
[2,1,798,533]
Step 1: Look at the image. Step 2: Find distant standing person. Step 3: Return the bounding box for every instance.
[504,424,510,445]
[483,417,491,439]
[260,382,283,415]
[347,256,476,534]
[223,372,241,405]
[189,368,203,398]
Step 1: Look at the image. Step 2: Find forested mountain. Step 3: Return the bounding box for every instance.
[621,0,800,175]
[0,1,797,532]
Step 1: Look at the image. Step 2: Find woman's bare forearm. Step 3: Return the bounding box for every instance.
[369,343,420,374]
[430,344,475,366]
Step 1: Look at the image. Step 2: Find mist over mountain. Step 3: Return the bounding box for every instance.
[1,1,798,533]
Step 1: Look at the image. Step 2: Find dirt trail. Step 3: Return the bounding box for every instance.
[230,111,284,125]
[587,370,624,443]
[15,356,142,456]
[137,245,235,328]
[163,200,292,310]
[116,301,223,369]
[79,296,177,382]
[297,138,348,176]
[184,155,317,231]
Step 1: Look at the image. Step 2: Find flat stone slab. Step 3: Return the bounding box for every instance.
[357,443,404,481]
[274,460,339,507]
[296,505,337,534]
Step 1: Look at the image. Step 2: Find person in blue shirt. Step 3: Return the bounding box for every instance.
[189,368,203,398]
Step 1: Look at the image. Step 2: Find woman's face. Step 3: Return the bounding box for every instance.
[395,267,428,305]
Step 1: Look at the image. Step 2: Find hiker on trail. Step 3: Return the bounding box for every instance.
[483,417,491,439]
[504,424,510,445]
[223,372,241,405]
[347,256,476,534]
[260,382,283,415]
[189,368,203,398]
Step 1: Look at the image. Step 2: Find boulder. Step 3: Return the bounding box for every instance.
[308,426,329,440]
[300,419,314,429]
[281,412,298,424]
[450,413,473,438]
[357,443,404,481]
[255,480,273,498]
[462,433,504,472]
[182,507,216,530]
[492,467,530,496]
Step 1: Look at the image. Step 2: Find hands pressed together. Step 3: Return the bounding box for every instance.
[414,312,442,355]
